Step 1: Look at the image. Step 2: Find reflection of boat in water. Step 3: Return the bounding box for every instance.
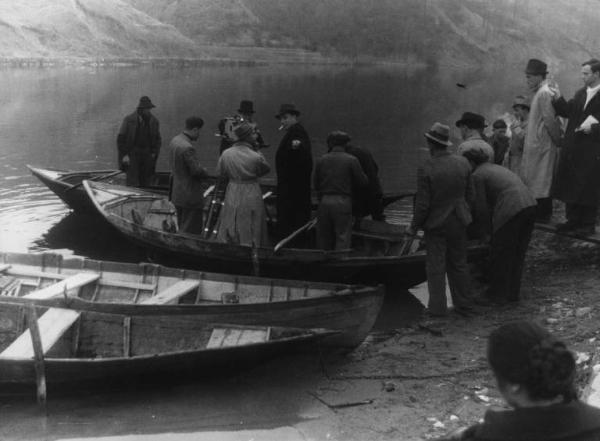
[0,251,384,347]
[83,180,489,286]
[0,300,334,389]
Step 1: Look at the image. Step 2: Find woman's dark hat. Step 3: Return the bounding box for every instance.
[455,112,486,129]
[137,96,156,109]
[275,103,300,119]
[238,100,255,114]
[525,58,548,76]
[233,121,254,141]
[424,122,452,147]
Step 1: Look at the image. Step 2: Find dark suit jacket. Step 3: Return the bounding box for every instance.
[117,111,161,166]
[411,150,473,231]
[552,88,600,206]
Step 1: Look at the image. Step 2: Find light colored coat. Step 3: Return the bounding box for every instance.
[520,81,562,198]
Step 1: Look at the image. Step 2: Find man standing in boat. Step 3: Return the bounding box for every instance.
[274,103,313,242]
[314,131,367,250]
[169,116,209,235]
[117,96,162,187]
[407,122,474,318]
[217,100,268,154]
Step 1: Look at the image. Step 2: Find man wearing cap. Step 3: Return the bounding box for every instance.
[274,103,313,242]
[218,100,267,154]
[169,116,208,235]
[489,119,509,165]
[521,58,562,222]
[407,122,474,318]
[117,96,162,187]
[507,95,531,175]
[314,131,367,250]
[455,112,495,163]
[549,59,600,234]
[216,122,271,247]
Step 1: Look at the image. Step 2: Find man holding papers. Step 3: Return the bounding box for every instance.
[550,59,600,233]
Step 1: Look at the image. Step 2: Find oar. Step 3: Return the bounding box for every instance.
[66,170,123,193]
[274,218,317,253]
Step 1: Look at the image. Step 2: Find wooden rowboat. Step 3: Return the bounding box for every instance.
[0,300,334,388]
[27,165,411,214]
[0,251,384,347]
[83,180,489,286]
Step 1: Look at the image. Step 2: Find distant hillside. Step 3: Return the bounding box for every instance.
[0,0,197,58]
[1,0,600,67]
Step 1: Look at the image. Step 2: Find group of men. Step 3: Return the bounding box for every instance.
[116,97,384,250]
[409,57,600,318]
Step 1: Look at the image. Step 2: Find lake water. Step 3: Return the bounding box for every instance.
[0,62,580,255]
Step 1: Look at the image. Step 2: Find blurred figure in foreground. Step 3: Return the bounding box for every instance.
[439,321,600,441]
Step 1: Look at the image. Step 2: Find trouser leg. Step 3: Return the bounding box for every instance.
[316,200,335,250]
[535,197,552,221]
[581,204,598,226]
[508,207,536,301]
[444,215,472,309]
[488,217,519,301]
[424,229,448,315]
[179,207,204,235]
[330,195,353,250]
[565,203,582,224]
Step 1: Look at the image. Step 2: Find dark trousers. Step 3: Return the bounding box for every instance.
[487,206,536,302]
[535,197,553,221]
[126,149,155,187]
[424,213,472,315]
[316,195,353,250]
[176,206,204,235]
[566,203,597,227]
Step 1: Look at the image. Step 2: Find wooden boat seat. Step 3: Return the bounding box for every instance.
[140,280,200,305]
[0,308,80,358]
[206,326,271,348]
[24,272,100,300]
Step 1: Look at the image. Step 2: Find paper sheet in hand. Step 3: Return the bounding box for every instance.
[577,115,599,132]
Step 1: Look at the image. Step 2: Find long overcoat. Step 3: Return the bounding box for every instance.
[275,122,313,237]
[520,82,562,198]
[551,88,600,206]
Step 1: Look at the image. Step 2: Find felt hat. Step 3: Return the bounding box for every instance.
[326,130,351,147]
[137,96,156,109]
[233,121,254,141]
[525,58,548,76]
[512,95,531,110]
[238,100,255,114]
[275,103,300,119]
[455,112,487,129]
[424,122,452,147]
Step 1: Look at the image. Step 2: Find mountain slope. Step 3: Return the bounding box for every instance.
[0,0,198,58]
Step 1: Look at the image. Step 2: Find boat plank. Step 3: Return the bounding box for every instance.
[140,280,200,305]
[0,264,11,273]
[24,273,100,300]
[0,308,80,358]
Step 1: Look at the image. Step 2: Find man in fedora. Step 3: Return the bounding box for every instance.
[117,95,162,187]
[407,122,474,318]
[455,111,494,162]
[274,103,313,242]
[217,100,267,154]
[521,58,562,222]
[549,59,600,234]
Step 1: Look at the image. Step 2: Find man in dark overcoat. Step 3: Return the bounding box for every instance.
[407,122,474,317]
[117,96,162,187]
[550,59,600,234]
[274,103,313,240]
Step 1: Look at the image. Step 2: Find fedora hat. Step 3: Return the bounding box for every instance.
[137,96,155,109]
[525,58,548,76]
[424,122,452,147]
[512,95,531,110]
[275,103,300,119]
[233,121,255,141]
[238,100,255,114]
[326,130,351,147]
[455,111,486,129]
